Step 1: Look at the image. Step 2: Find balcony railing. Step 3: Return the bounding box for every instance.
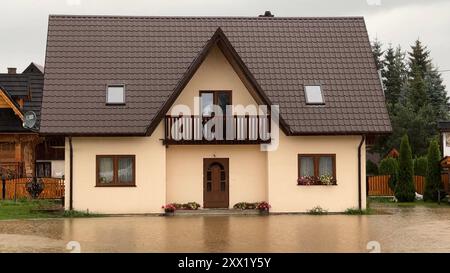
[0,161,24,179]
[164,115,271,145]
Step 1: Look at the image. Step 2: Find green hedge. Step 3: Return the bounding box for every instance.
[395,135,415,202]
[414,156,428,176]
[379,157,399,190]
[424,140,442,201]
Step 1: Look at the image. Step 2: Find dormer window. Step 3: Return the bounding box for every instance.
[107,85,125,104]
[304,85,324,105]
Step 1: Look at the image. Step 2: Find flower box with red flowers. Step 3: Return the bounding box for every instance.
[297,175,337,186]
[256,201,271,214]
[162,204,176,213]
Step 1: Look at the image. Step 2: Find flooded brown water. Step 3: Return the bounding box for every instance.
[1,205,450,253]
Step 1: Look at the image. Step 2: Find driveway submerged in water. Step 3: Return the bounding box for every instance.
[1,205,450,253]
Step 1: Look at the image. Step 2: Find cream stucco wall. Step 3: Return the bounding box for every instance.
[166,145,267,207]
[168,45,259,115]
[268,132,366,213]
[64,123,166,214]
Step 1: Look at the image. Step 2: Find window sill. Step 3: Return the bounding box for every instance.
[95,184,136,187]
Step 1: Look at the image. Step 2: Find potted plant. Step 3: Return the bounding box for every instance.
[297,176,316,185]
[26,177,45,199]
[162,204,176,216]
[256,201,271,215]
[318,174,336,186]
[184,202,201,210]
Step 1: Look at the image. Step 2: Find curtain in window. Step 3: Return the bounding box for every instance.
[36,162,51,178]
[319,156,333,176]
[118,157,133,183]
[99,158,114,183]
[217,92,231,115]
[201,93,213,116]
[300,157,314,177]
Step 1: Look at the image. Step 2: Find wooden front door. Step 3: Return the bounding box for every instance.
[203,158,229,208]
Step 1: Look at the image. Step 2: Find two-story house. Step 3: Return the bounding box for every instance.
[39,14,391,213]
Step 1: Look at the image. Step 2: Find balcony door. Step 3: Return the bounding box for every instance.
[203,158,229,208]
[200,91,232,116]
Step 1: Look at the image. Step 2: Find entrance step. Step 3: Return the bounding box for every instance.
[173,209,260,216]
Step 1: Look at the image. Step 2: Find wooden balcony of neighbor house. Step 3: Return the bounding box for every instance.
[164,115,272,145]
[0,161,24,178]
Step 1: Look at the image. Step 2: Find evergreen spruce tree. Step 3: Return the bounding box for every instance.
[370,39,448,158]
[371,39,384,71]
[383,45,406,106]
[395,135,416,202]
[424,65,449,120]
[424,140,442,201]
[408,40,430,79]
[407,39,448,121]
[408,67,428,111]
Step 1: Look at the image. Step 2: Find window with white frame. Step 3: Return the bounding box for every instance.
[107,85,125,104]
[304,85,324,105]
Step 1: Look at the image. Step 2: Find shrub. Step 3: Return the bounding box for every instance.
[170,202,201,210]
[344,208,373,215]
[366,160,379,175]
[233,202,258,210]
[184,202,201,210]
[424,140,442,201]
[307,206,328,215]
[414,156,428,176]
[63,210,101,218]
[395,135,416,202]
[379,157,399,190]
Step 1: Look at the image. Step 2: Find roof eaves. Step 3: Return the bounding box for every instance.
[289,130,392,136]
[0,85,24,120]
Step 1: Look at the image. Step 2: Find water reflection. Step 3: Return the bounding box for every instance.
[0,206,450,253]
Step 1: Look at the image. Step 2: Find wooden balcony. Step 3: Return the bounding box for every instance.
[164,115,271,145]
[0,161,24,178]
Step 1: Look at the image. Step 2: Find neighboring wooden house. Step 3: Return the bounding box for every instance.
[40,14,391,213]
[0,63,64,178]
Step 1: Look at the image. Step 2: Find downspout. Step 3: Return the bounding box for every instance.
[69,136,73,211]
[358,135,366,210]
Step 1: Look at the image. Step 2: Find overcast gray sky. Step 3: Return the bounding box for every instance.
[1,0,449,89]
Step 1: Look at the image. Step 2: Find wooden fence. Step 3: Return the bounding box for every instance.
[367,174,449,196]
[0,177,64,200]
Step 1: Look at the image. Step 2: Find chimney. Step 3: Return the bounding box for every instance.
[7,67,17,74]
[259,11,274,17]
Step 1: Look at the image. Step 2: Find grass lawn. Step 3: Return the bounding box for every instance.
[0,199,101,220]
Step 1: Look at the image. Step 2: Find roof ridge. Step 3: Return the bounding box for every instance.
[49,14,364,21]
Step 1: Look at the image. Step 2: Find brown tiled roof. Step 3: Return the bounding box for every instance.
[40,15,391,135]
[0,66,44,132]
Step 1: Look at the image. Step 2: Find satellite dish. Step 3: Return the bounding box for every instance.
[23,111,37,129]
